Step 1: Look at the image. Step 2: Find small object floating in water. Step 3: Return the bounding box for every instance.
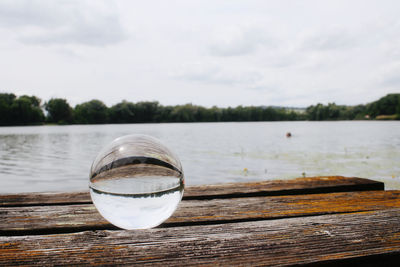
[89,134,184,230]
[286,132,292,138]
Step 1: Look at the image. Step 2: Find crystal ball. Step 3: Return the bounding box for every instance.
[89,134,184,229]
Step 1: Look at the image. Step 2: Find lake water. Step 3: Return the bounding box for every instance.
[0,121,399,193]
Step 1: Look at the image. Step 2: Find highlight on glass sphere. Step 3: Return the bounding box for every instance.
[89,134,184,230]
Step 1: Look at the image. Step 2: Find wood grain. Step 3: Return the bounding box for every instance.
[1,190,399,235]
[1,208,399,266]
[0,176,384,207]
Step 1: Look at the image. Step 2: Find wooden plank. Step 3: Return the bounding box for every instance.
[0,176,384,207]
[183,176,384,199]
[1,208,400,266]
[1,190,399,235]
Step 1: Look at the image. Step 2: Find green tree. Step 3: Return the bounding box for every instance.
[170,104,197,122]
[0,93,17,125]
[397,100,400,119]
[10,95,44,125]
[132,101,160,123]
[262,107,280,121]
[73,100,109,124]
[367,93,400,118]
[155,105,173,122]
[343,104,366,120]
[45,98,73,124]
[306,103,331,120]
[109,101,135,123]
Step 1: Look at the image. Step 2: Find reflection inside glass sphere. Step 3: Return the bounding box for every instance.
[89,134,184,229]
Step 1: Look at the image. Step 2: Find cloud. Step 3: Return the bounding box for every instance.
[172,62,263,86]
[379,62,400,88]
[0,0,126,46]
[208,25,275,57]
[1,0,400,109]
[301,28,357,51]
[0,0,64,28]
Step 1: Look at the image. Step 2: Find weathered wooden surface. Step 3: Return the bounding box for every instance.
[1,190,399,235]
[183,176,384,199]
[1,208,400,266]
[0,176,384,207]
[0,176,398,266]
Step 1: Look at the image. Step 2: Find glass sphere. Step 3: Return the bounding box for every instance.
[89,134,184,229]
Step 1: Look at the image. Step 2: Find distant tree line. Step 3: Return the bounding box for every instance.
[0,92,399,126]
[306,94,400,120]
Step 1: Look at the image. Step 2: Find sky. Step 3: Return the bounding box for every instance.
[0,0,399,108]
